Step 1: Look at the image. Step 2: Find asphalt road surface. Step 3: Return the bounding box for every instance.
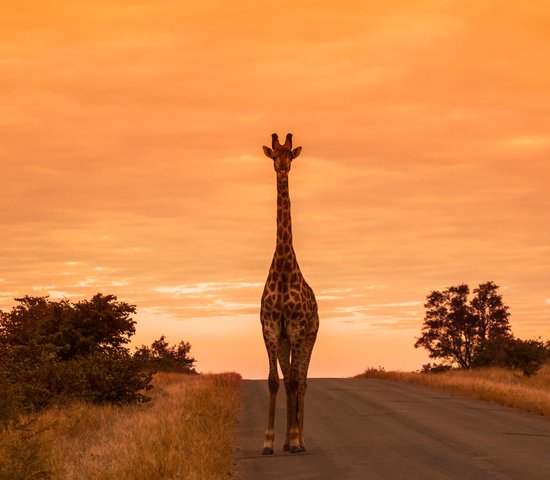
[236,378,550,480]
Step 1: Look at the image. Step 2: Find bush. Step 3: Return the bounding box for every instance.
[473,337,549,376]
[0,369,23,423]
[421,363,452,374]
[1,348,153,419]
[2,343,63,412]
[134,335,197,373]
[0,295,155,420]
[75,351,153,403]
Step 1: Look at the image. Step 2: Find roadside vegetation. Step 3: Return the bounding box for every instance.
[1,294,240,479]
[414,281,548,377]
[0,294,197,420]
[359,281,550,418]
[0,372,241,480]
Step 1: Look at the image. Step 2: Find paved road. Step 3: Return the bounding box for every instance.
[236,378,550,479]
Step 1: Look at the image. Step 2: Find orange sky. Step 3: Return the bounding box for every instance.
[1,1,549,378]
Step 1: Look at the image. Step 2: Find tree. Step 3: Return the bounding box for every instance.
[135,335,196,373]
[470,281,511,341]
[415,282,511,369]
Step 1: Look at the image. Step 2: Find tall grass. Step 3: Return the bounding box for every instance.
[0,372,241,480]
[357,364,550,417]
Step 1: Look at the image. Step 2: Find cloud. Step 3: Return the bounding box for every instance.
[155,282,263,297]
[73,279,98,288]
[370,302,423,308]
[32,285,56,291]
[320,288,354,294]
[48,291,82,299]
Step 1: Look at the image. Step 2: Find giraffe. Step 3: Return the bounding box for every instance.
[260,133,319,455]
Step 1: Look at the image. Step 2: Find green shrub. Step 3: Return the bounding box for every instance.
[0,294,155,420]
[76,351,153,404]
[134,335,197,373]
[473,337,548,376]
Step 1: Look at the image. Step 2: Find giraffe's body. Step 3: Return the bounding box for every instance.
[260,133,319,454]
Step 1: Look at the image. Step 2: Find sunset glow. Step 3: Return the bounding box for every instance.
[2,1,549,377]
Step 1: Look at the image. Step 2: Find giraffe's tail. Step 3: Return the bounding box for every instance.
[277,335,291,381]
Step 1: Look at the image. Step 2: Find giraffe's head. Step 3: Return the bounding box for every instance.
[263,133,302,176]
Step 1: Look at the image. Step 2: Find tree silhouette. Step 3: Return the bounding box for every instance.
[135,335,196,373]
[470,281,511,341]
[415,282,511,368]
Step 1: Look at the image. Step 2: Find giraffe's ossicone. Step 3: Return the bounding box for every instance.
[260,133,319,455]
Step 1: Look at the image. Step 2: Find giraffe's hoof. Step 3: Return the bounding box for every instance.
[262,447,274,455]
[300,444,306,452]
[283,444,290,451]
[289,445,302,453]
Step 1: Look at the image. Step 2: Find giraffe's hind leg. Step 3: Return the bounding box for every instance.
[277,335,291,451]
[286,332,312,454]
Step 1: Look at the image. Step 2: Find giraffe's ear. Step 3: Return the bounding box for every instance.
[263,146,274,158]
[291,146,302,159]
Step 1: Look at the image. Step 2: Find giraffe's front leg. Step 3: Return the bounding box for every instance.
[263,373,278,454]
[297,383,307,451]
[263,347,279,455]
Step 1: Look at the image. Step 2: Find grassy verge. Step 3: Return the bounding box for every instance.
[0,372,241,480]
[357,364,550,417]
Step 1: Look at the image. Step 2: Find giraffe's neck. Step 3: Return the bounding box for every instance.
[275,174,296,268]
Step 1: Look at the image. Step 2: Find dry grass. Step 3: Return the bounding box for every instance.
[357,364,550,417]
[0,372,241,480]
